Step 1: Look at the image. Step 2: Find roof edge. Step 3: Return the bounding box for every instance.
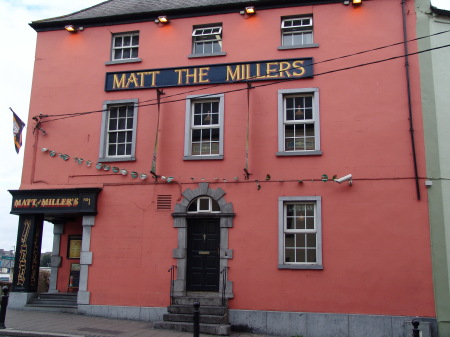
[29,0,343,32]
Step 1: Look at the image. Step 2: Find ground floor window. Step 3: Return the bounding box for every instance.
[278,196,323,269]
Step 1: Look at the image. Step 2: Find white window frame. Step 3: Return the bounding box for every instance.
[189,25,226,58]
[277,88,322,156]
[99,99,138,162]
[279,16,319,50]
[184,94,224,160]
[278,196,323,270]
[109,32,141,63]
[187,197,221,213]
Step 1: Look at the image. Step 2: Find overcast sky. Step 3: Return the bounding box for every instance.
[0,0,102,254]
[0,0,449,255]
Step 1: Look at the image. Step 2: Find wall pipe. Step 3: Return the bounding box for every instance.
[401,0,421,200]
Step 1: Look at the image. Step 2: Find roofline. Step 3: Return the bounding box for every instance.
[431,5,450,17]
[29,0,343,32]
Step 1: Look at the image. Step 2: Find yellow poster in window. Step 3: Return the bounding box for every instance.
[68,239,81,259]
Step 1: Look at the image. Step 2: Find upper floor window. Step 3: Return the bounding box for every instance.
[184,94,224,160]
[189,25,226,58]
[280,16,318,49]
[277,88,322,156]
[99,99,138,162]
[111,32,139,62]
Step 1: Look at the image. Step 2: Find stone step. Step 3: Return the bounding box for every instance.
[168,304,227,316]
[153,321,231,336]
[163,312,228,324]
[24,304,78,314]
[173,296,224,307]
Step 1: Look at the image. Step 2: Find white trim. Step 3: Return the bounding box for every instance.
[277,88,321,156]
[184,94,224,160]
[278,196,323,270]
[99,99,138,162]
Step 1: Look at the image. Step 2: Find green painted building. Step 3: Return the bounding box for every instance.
[416,1,450,336]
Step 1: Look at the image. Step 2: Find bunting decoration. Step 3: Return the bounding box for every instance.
[11,108,26,154]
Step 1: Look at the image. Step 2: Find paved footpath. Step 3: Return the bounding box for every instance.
[0,309,274,337]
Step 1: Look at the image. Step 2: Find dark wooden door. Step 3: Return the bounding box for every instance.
[186,218,220,292]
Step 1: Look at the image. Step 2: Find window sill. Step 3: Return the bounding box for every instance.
[183,155,224,160]
[188,52,227,59]
[278,264,323,270]
[276,150,322,156]
[105,58,142,65]
[278,44,319,50]
[98,157,136,163]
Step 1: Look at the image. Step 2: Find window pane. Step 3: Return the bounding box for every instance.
[199,198,209,211]
[295,125,305,137]
[114,49,122,60]
[285,249,295,263]
[123,36,131,46]
[303,32,313,44]
[192,129,201,141]
[108,144,116,156]
[306,234,316,247]
[132,35,139,46]
[109,133,117,143]
[123,49,131,59]
[118,118,126,130]
[126,144,132,155]
[126,131,133,142]
[192,144,201,155]
[109,119,117,131]
[307,249,317,263]
[211,128,220,141]
[117,144,125,155]
[114,37,122,47]
[212,200,220,212]
[296,249,306,262]
[305,137,315,150]
[204,42,213,54]
[201,143,211,154]
[296,233,305,248]
[285,234,295,247]
[295,217,306,230]
[286,218,294,229]
[211,142,219,154]
[306,217,315,229]
[131,48,138,58]
[188,200,197,212]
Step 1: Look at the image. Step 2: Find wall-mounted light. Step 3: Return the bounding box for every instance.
[343,0,362,5]
[64,25,83,33]
[155,16,169,24]
[240,6,256,15]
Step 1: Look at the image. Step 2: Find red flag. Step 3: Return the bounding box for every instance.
[11,108,26,154]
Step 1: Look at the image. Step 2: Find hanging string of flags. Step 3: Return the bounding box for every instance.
[39,147,353,187]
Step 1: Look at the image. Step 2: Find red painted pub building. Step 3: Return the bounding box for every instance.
[9,0,437,336]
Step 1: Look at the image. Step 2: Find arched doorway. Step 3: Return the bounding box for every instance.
[171,183,234,299]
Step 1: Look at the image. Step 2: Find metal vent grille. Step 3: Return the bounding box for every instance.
[157,195,172,210]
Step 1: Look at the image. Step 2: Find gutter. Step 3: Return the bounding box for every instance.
[401,0,421,200]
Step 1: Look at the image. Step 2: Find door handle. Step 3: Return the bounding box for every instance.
[198,251,210,255]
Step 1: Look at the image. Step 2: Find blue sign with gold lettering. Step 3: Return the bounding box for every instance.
[105,58,313,91]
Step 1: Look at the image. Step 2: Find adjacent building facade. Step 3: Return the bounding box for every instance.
[9,0,438,336]
[416,1,450,336]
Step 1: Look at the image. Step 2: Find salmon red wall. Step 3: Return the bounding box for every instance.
[22,0,434,317]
